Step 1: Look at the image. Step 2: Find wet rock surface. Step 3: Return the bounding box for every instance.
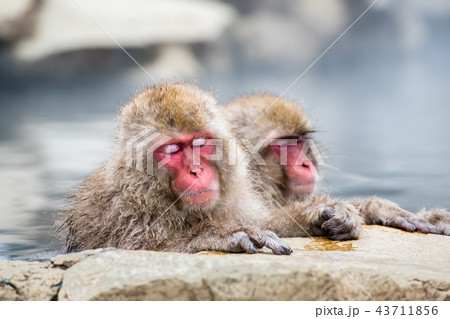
[0,261,63,301]
[59,226,450,301]
[1,226,449,300]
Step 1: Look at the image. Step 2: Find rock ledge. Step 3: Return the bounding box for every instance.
[1,226,449,301]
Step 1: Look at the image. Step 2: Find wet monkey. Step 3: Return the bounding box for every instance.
[224,94,449,236]
[225,95,364,240]
[63,84,292,255]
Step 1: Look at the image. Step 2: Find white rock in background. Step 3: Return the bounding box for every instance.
[234,0,348,66]
[13,0,237,61]
[129,44,203,81]
[0,0,39,41]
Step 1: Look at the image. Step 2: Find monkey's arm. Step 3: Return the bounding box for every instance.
[265,194,363,240]
[416,208,450,235]
[180,226,293,255]
[353,196,441,234]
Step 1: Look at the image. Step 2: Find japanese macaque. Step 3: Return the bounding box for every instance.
[224,95,364,240]
[63,84,293,255]
[224,94,449,236]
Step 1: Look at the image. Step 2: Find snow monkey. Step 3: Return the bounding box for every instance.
[223,95,364,240]
[63,84,293,255]
[224,94,449,236]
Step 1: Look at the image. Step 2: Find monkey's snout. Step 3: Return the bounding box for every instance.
[189,166,203,176]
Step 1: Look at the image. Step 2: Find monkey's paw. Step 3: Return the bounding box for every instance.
[312,205,363,241]
[355,197,441,235]
[416,208,450,236]
[385,214,440,234]
[229,230,293,255]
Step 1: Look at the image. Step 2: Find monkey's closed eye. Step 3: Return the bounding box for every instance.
[272,138,297,147]
[164,144,181,154]
[297,135,306,143]
[192,137,207,147]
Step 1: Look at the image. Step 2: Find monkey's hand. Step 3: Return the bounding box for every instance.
[310,202,363,241]
[229,230,293,255]
[354,196,440,234]
[416,208,450,236]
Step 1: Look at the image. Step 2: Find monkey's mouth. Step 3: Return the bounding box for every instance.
[292,181,315,187]
[288,181,316,195]
[183,188,216,198]
[182,187,219,206]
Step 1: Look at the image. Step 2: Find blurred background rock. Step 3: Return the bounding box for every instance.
[1,0,450,258]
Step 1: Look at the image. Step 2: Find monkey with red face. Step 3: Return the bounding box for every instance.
[224,94,449,236]
[63,84,292,255]
[225,95,364,240]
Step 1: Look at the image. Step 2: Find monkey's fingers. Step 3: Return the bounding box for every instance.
[311,226,326,236]
[443,226,450,236]
[320,207,334,221]
[311,207,333,236]
[250,239,264,249]
[255,231,293,255]
[389,217,416,232]
[408,219,439,234]
[390,216,439,234]
[322,217,359,241]
[229,231,258,254]
[328,222,358,241]
[416,208,450,235]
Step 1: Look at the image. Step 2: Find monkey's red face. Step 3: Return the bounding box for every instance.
[270,135,318,195]
[154,131,219,207]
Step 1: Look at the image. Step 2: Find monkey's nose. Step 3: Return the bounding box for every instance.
[190,166,202,176]
[301,160,311,168]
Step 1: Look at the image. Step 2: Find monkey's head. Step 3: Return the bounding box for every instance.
[225,94,318,198]
[118,83,233,209]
